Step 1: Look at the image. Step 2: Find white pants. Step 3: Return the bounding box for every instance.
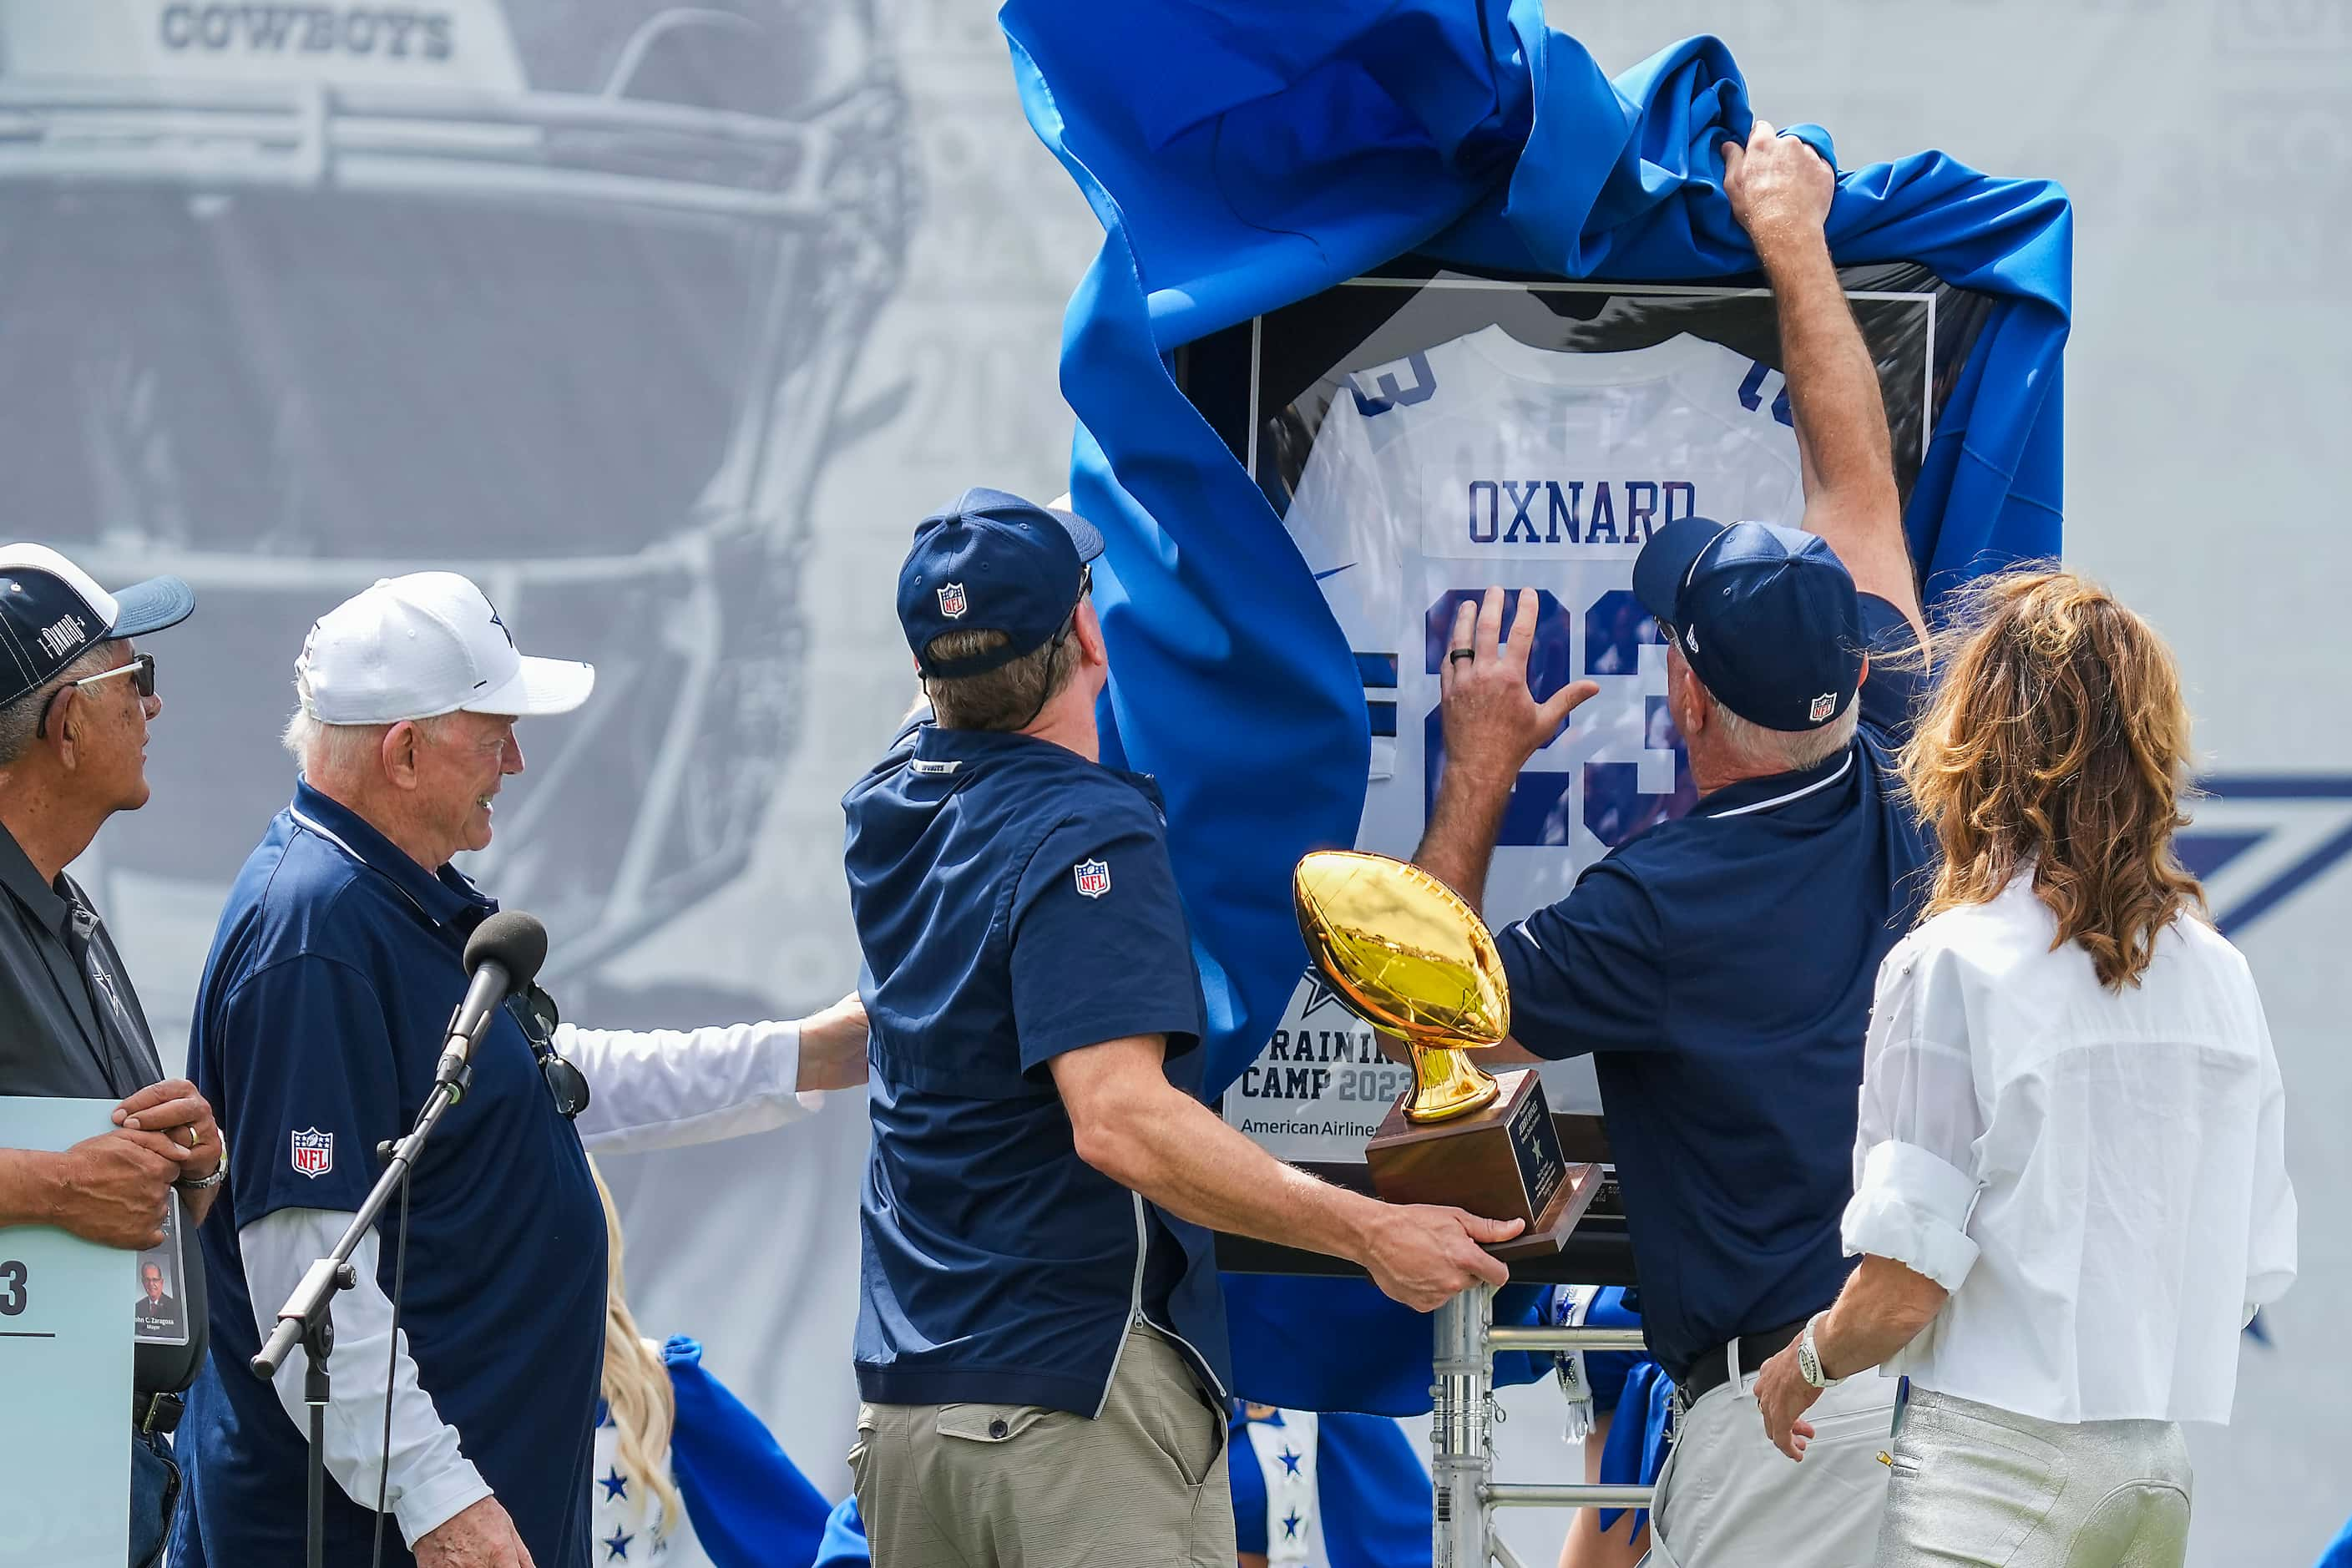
[1642,1360,1896,1568]
[1874,1387,2189,1568]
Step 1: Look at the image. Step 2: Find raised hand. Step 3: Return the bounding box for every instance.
[1438,586,1598,792]
[1721,118,1834,260]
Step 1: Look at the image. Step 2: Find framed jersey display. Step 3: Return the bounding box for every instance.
[1188,260,1991,1161]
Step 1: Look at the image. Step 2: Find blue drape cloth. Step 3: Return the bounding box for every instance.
[811,1497,870,1568]
[662,1337,833,1568]
[1001,0,2070,1414]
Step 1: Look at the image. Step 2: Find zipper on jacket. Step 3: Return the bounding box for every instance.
[1116,1192,1228,1410]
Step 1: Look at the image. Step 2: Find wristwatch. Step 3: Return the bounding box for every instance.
[1797,1311,1838,1389]
[176,1133,227,1193]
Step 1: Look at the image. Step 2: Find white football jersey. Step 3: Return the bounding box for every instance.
[1226,326,1803,1151]
[1282,325,1804,918]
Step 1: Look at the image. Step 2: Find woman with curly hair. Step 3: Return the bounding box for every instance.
[1751,568,2298,1567]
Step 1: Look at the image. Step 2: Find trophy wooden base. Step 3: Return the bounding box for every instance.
[1364,1069,1584,1257]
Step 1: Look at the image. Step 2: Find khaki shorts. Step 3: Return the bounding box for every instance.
[851,1323,1234,1568]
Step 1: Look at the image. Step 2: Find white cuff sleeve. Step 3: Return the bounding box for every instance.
[558,1019,819,1155]
[1842,1139,1982,1292]
[240,1208,490,1545]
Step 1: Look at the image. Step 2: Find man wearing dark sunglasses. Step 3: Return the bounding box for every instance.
[176,570,867,1568]
[0,543,217,1568]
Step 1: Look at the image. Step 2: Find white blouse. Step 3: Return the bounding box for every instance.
[1842,874,2297,1424]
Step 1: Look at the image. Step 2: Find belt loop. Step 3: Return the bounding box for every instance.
[1726,1336,1741,1393]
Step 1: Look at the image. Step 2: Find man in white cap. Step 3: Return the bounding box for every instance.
[174,573,866,1568]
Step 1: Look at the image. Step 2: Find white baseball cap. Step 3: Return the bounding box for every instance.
[295,572,594,725]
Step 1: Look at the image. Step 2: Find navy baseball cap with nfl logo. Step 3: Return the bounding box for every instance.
[898,488,1105,677]
[0,544,195,707]
[1633,516,1866,732]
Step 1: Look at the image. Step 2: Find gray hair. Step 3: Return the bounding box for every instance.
[1707,694,1859,773]
[281,706,449,778]
[0,643,121,769]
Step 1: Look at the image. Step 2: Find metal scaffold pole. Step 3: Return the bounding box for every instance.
[1430,1283,1494,1568]
[1429,1292,1659,1565]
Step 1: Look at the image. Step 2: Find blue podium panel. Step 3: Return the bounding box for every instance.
[0,1099,134,1568]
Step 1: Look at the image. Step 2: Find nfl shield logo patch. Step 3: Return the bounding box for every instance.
[1808,691,1837,723]
[1073,859,1111,898]
[290,1127,334,1180]
[938,582,968,619]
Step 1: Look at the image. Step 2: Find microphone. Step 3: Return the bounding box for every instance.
[434,911,548,1094]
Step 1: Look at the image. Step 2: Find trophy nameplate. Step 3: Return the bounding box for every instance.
[1363,1066,1574,1238]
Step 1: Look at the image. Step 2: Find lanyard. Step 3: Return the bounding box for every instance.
[8,882,154,1100]
[64,898,160,1092]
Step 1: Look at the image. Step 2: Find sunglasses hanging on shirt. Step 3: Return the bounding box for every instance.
[507,983,590,1120]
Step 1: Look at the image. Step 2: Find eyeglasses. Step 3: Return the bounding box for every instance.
[1050,564,1095,650]
[37,653,156,740]
[508,985,591,1120]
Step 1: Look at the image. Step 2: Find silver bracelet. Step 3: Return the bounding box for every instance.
[176,1134,227,1191]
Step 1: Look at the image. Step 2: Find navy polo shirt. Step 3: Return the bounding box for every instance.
[177,781,605,1568]
[1497,597,1932,1384]
[842,714,1232,1416]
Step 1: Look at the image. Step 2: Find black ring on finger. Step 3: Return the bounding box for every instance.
[1448,649,1474,665]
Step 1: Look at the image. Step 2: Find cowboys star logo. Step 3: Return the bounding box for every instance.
[2178,774,2352,937]
[1297,971,1358,1020]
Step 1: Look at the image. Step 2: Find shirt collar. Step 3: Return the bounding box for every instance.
[908,722,1166,811]
[911,722,1055,767]
[288,778,496,929]
[0,819,68,938]
[1697,741,1859,821]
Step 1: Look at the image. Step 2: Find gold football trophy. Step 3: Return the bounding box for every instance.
[1293,849,1577,1249]
[1292,849,1508,1123]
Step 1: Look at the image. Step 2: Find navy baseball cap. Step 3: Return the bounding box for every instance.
[1633,517,1864,732]
[0,544,195,707]
[898,488,1104,677]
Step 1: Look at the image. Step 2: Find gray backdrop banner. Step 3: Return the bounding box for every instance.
[13,3,2344,1565]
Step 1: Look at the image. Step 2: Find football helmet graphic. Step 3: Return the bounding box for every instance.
[0,0,913,1029]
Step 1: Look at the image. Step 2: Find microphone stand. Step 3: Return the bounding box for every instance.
[251,1054,477,1568]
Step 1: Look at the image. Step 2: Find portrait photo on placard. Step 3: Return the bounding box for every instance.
[132,1195,190,1348]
